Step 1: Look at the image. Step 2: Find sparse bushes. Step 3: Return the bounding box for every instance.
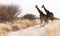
[0,5,20,22]
[23,14,36,20]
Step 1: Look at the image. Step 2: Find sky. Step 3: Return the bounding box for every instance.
[0,0,60,18]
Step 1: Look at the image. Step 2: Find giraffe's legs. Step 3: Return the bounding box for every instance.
[40,19,48,27]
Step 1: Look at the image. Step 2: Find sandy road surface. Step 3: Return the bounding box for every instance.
[6,25,46,36]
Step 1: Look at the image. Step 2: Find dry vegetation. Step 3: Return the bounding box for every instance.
[0,5,20,22]
[0,19,40,36]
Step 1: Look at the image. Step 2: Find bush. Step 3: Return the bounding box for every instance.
[23,14,36,20]
[0,5,20,22]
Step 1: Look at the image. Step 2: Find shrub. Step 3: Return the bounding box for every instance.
[23,14,36,20]
[0,5,20,22]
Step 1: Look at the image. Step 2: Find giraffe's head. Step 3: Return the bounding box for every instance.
[35,5,38,8]
[41,5,45,8]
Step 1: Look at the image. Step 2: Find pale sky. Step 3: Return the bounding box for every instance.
[0,0,60,18]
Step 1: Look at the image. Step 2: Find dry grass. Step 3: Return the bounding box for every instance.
[0,18,40,35]
[45,20,60,36]
[0,23,13,36]
[10,19,40,30]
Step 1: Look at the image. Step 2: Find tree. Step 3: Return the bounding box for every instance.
[23,14,36,20]
[0,5,21,22]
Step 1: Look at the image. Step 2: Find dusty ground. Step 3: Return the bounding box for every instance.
[6,25,46,36]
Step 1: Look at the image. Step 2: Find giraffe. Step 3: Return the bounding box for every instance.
[35,5,48,27]
[41,5,54,21]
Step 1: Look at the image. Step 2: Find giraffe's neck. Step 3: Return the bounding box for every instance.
[43,6,50,14]
[36,7,44,14]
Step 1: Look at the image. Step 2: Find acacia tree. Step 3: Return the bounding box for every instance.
[23,14,36,20]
